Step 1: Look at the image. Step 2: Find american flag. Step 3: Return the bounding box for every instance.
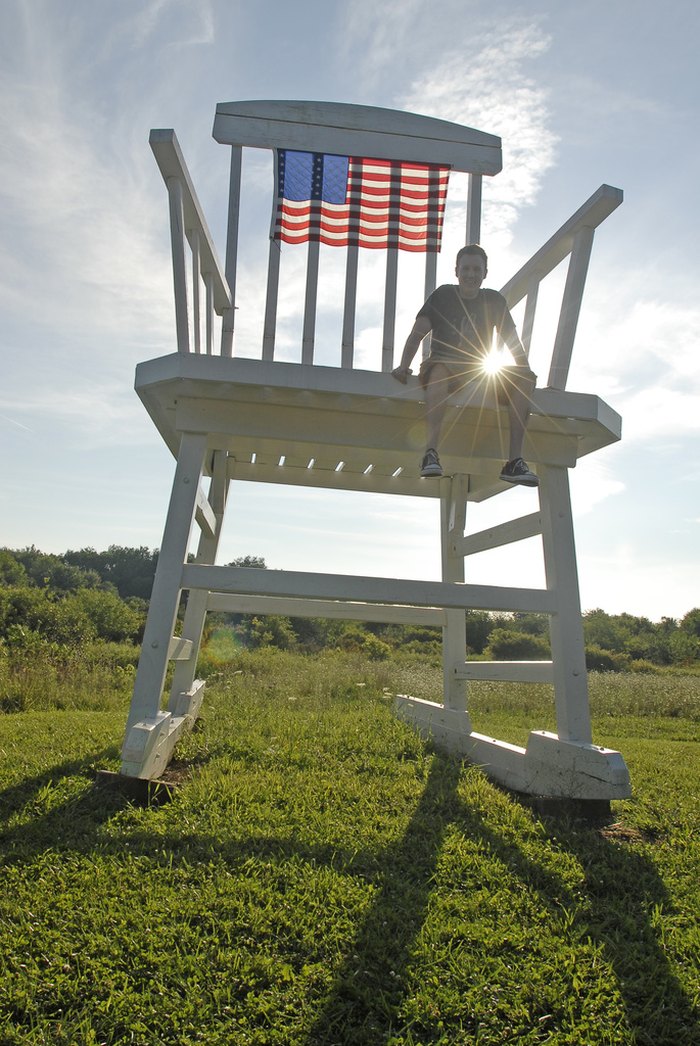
[272,150,450,252]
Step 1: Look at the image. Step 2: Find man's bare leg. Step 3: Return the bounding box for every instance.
[424,362,452,453]
[500,368,536,461]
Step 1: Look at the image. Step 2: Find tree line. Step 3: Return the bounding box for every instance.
[1,545,699,670]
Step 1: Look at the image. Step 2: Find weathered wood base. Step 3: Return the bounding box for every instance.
[395,695,631,801]
[120,680,206,780]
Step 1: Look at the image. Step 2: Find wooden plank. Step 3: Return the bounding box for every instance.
[341,246,359,369]
[466,174,482,244]
[538,464,592,743]
[499,184,622,308]
[150,130,231,314]
[225,145,242,309]
[382,248,398,371]
[166,177,189,354]
[206,592,444,625]
[168,636,194,662]
[125,433,207,734]
[441,474,468,711]
[173,397,581,468]
[455,660,554,683]
[456,511,542,556]
[520,274,539,356]
[262,240,281,360]
[182,563,556,614]
[547,225,595,390]
[302,237,320,365]
[195,486,217,539]
[204,272,214,354]
[213,100,502,175]
[189,227,201,354]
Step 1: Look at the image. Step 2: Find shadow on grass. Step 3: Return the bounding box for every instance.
[0,748,127,860]
[86,753,697,1045]
[303,756,699,1045]
[1,746,696,1045]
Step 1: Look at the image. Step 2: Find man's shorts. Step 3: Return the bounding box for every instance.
[418,357,536,404]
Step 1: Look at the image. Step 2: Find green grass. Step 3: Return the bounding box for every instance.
[0,650,698,1044]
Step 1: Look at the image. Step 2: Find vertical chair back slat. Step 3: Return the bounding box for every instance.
[166,176,190,355]
[224,146,243,315]
[547,225,595,389]
[262,241,281,361]
[382,248,399,372]
[189,228,201,353]
[302,237,321,365]
[466,174,482,244]
[341,245,359,369]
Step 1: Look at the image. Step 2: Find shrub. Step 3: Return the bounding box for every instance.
[485,627,550,660]
[585,644,631,672]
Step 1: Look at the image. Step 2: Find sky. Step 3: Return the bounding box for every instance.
[1,0,699,621]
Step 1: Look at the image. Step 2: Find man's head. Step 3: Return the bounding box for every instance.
[455,244,487,297]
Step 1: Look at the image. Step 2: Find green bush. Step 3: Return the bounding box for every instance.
[585,644,631,672]
[485,627,550,660]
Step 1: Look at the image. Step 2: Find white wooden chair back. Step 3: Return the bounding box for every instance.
[149,99,621,394]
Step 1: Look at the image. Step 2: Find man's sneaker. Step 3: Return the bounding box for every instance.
[500,457,539,486]
[420,448,443,477]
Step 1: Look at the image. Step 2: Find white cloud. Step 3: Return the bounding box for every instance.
[399,18,557,255]
[568,296,700,443]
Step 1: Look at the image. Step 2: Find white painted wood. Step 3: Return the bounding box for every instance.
[455,660,554,683]
[341,246,359,369]
[424,250,437,306]
[207,592,444,625]
[547,225,595,390]
[166,177,189,354]
[520,274,539,357]
[182,563,556,614]
[173,395,583,471]
[190,228,201,353]
[225,145,243,311]
[221,306,234,358]
[121,711,182,780]
[195,485,217,539]
[441,474,469,712]
[394,698,631,798]
[456,512,542,557]
[204,272,214,355]
[538,464,592,743]
[382,249,399,372]
[213,100,502,175]
[169,678,206,719]
[168,449,230,709]
[466,174,482,244]
[524,730,631,799]
[168,636,193,661]
[150,130,231,315]
[123,432,207,738]
[500,185,622,308]
[302,237,320,365]
[263,240,281,360]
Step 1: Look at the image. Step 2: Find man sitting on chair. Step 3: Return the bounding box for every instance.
[392,244,538,486]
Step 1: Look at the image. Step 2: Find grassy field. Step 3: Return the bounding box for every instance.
[0,649,698,1045]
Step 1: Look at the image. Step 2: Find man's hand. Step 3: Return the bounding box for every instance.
[392,365,412,384]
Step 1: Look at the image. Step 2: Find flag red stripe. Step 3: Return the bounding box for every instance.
[274,153,450,253]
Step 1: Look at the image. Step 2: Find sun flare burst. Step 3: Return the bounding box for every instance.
[482,349,504,375]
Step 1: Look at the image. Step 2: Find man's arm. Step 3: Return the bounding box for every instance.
[498,303,535,374]
[392,314,432,383]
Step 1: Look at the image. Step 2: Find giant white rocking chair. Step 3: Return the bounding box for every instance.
[120,100,631,801]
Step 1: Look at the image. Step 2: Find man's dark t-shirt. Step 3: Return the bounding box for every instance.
[417,285,518,365]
